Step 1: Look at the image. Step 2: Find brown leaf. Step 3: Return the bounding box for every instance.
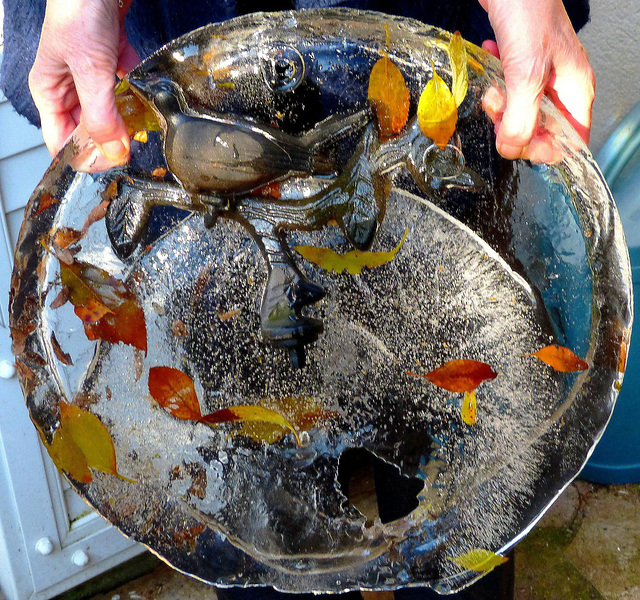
[218,308,241,322]
[148,366,202,421]
[408,359,497,393]
[82,199,110,234]
[172,320,188,337]
[10,322,36,355]
[51,332,73,366]
[184,462,207,500]
[50,285,70,309]
[173,523,207,549]
[526,345,589,372]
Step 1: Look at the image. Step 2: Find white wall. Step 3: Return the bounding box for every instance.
[579,1,640,154]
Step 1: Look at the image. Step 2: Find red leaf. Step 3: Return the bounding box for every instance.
[408,359,497,393]
[84,298,147,353]
[148,367,202,421]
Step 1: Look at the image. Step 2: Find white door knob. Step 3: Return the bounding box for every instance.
[71,549,90,567]
[0,359,16,379]
[35,537,54,555]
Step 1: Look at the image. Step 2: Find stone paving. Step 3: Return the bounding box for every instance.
[80,481,640,600]
[515,481,640,600]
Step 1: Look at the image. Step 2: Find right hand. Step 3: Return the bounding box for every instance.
[29,0,139,160]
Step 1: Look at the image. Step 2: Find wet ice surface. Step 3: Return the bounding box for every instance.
[9,8,632,594]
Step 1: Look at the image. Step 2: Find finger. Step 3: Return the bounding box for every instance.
[71,65,130,162]
[481,40,500,60]
[38,108,79,157]
[116,42,142,79]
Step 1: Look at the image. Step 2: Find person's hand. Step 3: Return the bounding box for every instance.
[29,0,139,161]
[477,0,595,160]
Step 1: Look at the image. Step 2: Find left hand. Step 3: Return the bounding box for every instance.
[477,0,595,160]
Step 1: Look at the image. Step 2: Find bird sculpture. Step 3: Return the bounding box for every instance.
[127,75,370,196]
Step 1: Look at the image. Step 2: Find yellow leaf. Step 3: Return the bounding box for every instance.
[48,427,93,483]
[449,32,469,107]
[461,390,477,425]
[452,549,508,572]
[201,405,301,446]
[59,403,118,476]
[133,130,148,143]
[295,229,408,275]
[417,64,458,149]
[236,396,338,444]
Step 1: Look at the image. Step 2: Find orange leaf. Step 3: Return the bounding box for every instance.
[200,405,301,446]
[368,56,410,139]
[133,130,148,143]
[35,192,60,216]
[526,345,588,372]
[295,229,407,275]
[75,297,112,323]
[52,227,85,249]
[116,80,161,136]
[408,359,497,393]
[148,366,202,421]
[58,259,147,352]
[417,65,458,149]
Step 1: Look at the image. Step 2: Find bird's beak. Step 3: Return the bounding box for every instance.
[126,73,155,103]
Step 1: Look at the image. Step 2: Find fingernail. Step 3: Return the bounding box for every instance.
[497,142,523,160]
[98,139,128,161]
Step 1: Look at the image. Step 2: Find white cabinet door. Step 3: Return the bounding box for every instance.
[0,96,144,600]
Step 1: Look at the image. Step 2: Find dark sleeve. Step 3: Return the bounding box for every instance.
[0,0,590,128]
[1,0,46,126]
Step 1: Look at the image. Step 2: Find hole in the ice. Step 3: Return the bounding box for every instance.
[337,448,424,526]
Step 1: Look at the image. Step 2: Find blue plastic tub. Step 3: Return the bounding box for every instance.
[581,102,640,484]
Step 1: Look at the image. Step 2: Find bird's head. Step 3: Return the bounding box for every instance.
[127,75,187,120]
